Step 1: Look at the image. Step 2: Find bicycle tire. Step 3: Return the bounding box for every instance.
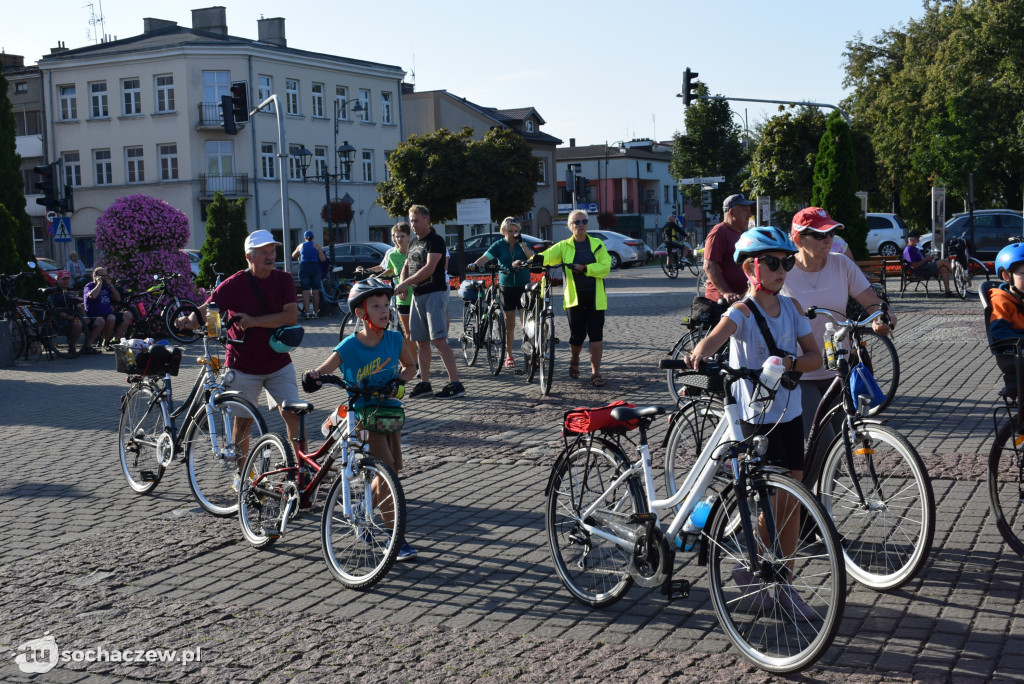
[238,432,293,549]
[461,304,481,367]
[9,317,28,360]
[338,312,359,341]
[545,440,645,608]
[538,313,555,395]
[321,456,406,589]
[706,473,846,674]
[988,420,1024,558]
[663,399,727,522]
[662,254,680,279]
[524,305,539,383]
[117,383,167,493]
[164,300,203,345]
[21,317,43,362]
[850,327,899,415]
[684,255,701,277]
[44,316,74,359]
[666,330,705,408]
[952,261,968,299]
[817,422,934,591]
[184,396,267,517]
[485,302,506,376]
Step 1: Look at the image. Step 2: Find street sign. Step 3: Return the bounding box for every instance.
[678,176,725,185]
[457,198,491,225]
[45,210,57,223]
[53,217,72,243]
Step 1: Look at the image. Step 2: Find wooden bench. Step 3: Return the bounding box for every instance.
[854,255,895,295]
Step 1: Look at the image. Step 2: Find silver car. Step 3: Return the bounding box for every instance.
[585,230,647,269]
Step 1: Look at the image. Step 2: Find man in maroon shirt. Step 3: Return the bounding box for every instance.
[703,193,755,303]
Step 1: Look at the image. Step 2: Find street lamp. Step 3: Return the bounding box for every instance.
[295,141,358,271]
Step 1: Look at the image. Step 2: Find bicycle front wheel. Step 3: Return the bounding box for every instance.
[184,397,267,517]
[706,473,846,674]
[545,440,645,608]
[485,303,506,376]
[662,254,680,279]
[117,383,167,493]
[163,300,203,344]
[818,423,934,591]
[238,433,293,549]
[666,331,703,408]
[851,327,899,415]
[684,254,701,277]
[988,420,1024,557]
[461,304,481,367]
[952,261,968,299]
[321,456,406,589]
[539,313,555,396]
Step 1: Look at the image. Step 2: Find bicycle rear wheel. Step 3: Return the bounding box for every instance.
[321,456,405,589]
[851,327,899,415]
[988,420,1024,558]
[9,317,28,360]
[952,261,968,299]
[45,317,74,359]
[117,383,167,493]
[545,440,644,608]
[706,473,846,674]
[662,254,679,279]
[485,303,506,376]
[461,304,481,366]
[238,433,293,549]
[184,397,267,517]
[539,313,555,396]
[818,423,934,591]
[684,254,701,277]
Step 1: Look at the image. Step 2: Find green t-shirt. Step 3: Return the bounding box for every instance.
[386,250,411,305]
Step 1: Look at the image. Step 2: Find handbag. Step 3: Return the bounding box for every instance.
[357,403,406,434]
[245,271,304,353]
[849,362,885,409]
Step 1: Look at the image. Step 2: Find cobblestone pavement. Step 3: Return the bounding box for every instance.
[1,266,1021,683]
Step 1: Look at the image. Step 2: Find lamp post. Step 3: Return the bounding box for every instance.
[295,143,357,273]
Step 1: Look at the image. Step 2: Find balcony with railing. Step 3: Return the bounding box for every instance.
[197,102,227,129]
[198,174,250,198]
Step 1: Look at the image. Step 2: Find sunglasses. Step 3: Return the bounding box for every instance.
[507,217,521,225]
[757,254,796,272]
[571,218,589,226]
[802,229,836,241]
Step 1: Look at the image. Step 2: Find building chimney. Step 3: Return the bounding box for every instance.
[192,7,228,35]
[48,42,69,55]
[257,17,286,47]
[569,138,575,148]
[144,18,178,33]
[0,54,25,68]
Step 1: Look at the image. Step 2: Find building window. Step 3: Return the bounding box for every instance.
[380,92,392,124]
[536,158,546,185]
[647,162,653,172]
[14,82,28,94]
[311,83,325,118]
[524,119,535,133]
[288,144,303,180]
[94,149,112,185]
[158,144,178,181]
[336,86,349,120]
[258,75,274,113]
[286,79,299,115]
[202,70,230,113]
[358,89,370,122]
[90,82,109,118]
[361,149,373,182]
[314,147,328,177]
[260,143,276,179]
[155,75,175,113]
[205,141,236,194]
[122,79,142,116]
[125,146,145,183]
[59,85,77,120]
[62,152,82,187]
[13,110,41,136]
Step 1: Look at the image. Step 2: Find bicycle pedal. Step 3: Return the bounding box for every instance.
[140,470,160,482]
[660,578,690,601]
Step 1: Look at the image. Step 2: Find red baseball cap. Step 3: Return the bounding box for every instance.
[791,207,844,236]
[56,270,71,280]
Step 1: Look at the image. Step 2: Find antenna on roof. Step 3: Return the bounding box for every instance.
[84,0,106,45]
[410,54,416,85]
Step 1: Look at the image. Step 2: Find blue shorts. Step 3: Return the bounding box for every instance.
[299,262,320,291]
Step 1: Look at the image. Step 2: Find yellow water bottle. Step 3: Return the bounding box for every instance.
[206,301,221,338]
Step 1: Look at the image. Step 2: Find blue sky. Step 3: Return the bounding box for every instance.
[2,0,928,146]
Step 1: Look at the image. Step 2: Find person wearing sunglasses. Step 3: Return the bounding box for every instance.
[540,209,612,386]
[781,206,896,437]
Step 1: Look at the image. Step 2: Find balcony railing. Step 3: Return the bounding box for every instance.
[198,174,250,197]
[197,102,227,129]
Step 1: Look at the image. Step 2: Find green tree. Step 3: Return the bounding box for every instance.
[0,205,23,279]
[745,107,826,208]
[0,69,33,270]
[669,82,748,211]
[811,112,869,259]
[197,192,248,289]
[376,126,540,222]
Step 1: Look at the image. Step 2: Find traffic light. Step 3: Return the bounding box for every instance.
[230,81,249,123]
[62,183,74,213]
[682,67,700,107]
[34,163,60,211]
[221,94,237,134]
[575,175,588,199]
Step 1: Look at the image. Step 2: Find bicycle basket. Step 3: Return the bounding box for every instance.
[673,370,725,394]
[563,400,639,434]
[114,345,182,377]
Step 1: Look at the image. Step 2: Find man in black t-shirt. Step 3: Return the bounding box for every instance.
[395,204,465,399]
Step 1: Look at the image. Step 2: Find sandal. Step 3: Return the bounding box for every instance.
[504,356,516,368]
[591,374,605,387]
[568,361,580,380]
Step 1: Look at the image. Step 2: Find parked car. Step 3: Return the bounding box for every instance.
[447,233,551,272]
[865,213,909,257]
[182,249,201,277]
[920,209,1024,261]
[35,257,63,287]
[585,230,646,269]
[277,241,393,284]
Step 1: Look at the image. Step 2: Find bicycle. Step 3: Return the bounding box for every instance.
[116,315,267,516]
[948,231,991,299]
[665,296,728,407]
[0,269,72,362]
[661,239,700,279]
[318,265,351,317]
[115,273,203,345]
[238,374,406,589]
[519,262,564,396]
[664,304,933,591]
[337,272,400,341]
[459,262,507,376]
[546,361,846,673]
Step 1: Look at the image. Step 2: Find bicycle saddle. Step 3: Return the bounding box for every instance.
[610,405,666,422]
[280,400,315,416]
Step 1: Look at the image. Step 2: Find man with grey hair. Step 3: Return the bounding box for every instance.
[703,193,755,304]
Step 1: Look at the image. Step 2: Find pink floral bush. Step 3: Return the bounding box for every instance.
[94,194,201,304]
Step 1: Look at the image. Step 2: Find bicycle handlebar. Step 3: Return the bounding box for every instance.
[805,302,891,341]
[302,372,399,400]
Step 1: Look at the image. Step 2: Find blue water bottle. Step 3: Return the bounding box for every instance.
[677,494,716,551]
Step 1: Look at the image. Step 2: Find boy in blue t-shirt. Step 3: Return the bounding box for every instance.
[304,278,417,559]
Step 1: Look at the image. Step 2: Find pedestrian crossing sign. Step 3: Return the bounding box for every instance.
[53,217,72,243]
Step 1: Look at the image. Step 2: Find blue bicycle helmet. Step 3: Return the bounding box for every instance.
[347,277,393,311]
[733,226,798,262]
[995,242,1024,277]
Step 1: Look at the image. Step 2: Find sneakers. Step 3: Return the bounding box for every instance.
[434,381,466,399]
[776,584,816,620]
[408,381,433,398]
[945,290,955,298]
[731,564,774,613]
[396,539,418,561]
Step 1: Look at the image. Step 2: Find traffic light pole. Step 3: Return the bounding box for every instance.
[687,94,851,125]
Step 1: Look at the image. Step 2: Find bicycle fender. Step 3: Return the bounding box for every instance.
[544,452,570,497]
[213,391,246,404]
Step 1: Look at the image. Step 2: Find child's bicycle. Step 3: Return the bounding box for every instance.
[238,374,407,589]
[545,361,846,674]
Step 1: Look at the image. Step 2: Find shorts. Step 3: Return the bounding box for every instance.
[397,303,410,316]
[299,262,321,291]
[409,289,449,341]
[565,289,605,346]
[912,262,939,278]
[740,417,805,472]
[225,362,300,410]
[501,285,525,312]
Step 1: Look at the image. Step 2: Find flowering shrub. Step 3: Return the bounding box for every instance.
[94,194,200,304]
[321,200,354,226]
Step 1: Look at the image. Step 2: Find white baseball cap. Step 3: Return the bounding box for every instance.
[244,229,280,252]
